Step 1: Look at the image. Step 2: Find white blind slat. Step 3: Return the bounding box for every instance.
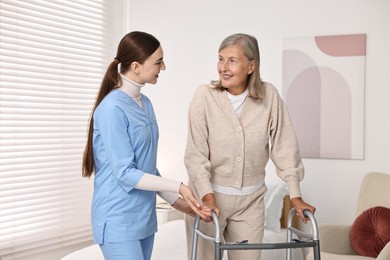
[0,69,102,84]
[0,82,100,93]
[1,61,103,79]
[0,162,87,176]
[0,18,104,43]
[0,0,107,258]
[1,0,105,17]
[0,29,105,55]
[0,230,92,260]
[0,1,105,31]
[0,41,105,64]
[1,55,103,74]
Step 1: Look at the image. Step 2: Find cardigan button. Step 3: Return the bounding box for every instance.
[237,126,242,131]
[234,179,240,185]
[236,156,242,161]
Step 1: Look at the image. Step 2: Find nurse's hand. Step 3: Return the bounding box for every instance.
[172,197,209,218]
[179,184,211,221]
[172,198,196,217]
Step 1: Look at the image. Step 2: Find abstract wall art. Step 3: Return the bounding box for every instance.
[282,34,366,159]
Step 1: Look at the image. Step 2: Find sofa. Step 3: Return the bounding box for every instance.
[307,172,390,260]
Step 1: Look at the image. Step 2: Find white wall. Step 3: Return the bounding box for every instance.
[125,0,390,225]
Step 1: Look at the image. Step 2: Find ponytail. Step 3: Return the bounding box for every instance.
[82,59,120,178]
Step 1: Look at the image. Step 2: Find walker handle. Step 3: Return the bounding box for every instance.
[287,208,319,240]
[193,211,221,241]
[191,210,221,260]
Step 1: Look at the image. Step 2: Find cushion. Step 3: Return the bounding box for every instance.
[350,206,390,257]
[264,183,288,232]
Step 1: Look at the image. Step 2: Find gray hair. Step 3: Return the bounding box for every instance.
[211,33,264,99]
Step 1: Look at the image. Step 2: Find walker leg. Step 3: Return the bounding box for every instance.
[313,240,321,260]
[215,242,222,260]
[191,216,201,260]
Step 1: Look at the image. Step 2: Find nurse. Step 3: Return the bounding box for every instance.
[82,31,209,260]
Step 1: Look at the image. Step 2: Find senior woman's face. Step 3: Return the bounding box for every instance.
[217,44,254,95]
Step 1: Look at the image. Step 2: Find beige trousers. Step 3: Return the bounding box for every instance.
[186,185,266,260]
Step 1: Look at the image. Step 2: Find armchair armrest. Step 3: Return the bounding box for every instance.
[377,242,390,260]
[318,224,357,255]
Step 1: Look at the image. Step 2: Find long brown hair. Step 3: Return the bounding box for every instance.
[82,31,160,177]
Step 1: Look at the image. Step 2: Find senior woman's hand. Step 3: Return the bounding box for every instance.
[201,193,220,223]
[291,197,316,223]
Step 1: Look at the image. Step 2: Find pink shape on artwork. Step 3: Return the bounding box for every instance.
[284,49,321,158]
[283,49,353,159]
[287,66,321,158]
[319,67,351,159]
[315,34,366,57]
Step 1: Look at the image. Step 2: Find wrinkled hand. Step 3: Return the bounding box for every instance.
[179,184,211,221]
[201,193,220,223]
[291,197,316,223]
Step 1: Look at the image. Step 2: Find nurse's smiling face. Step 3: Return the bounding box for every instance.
[124,46,166,85]
[138,46,166,85]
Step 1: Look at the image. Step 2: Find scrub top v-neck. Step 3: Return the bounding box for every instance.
[91,89,160,243]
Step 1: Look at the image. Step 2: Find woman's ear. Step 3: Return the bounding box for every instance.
[130,61,141,74]
[248,61,255,74]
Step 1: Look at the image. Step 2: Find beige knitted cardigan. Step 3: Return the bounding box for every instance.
[184,82,304,200]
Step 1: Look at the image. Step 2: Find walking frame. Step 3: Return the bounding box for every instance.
[191,208,321,260]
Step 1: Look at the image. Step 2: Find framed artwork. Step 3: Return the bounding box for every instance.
[282,34,366,159]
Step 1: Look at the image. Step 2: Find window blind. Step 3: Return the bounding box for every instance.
[0,0,107,258]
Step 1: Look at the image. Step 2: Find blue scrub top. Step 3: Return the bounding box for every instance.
[91,89,160,243]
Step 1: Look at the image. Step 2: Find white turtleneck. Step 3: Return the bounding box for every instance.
[119,74,143,107]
